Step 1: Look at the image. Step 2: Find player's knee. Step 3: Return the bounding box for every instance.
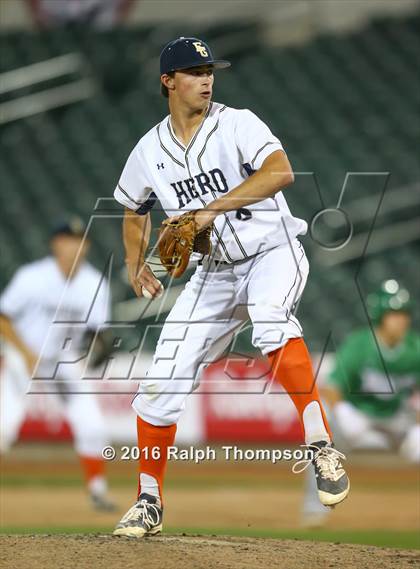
[140,379,162,401]
[74,434,108,457]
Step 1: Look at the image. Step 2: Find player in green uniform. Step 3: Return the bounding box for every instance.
[301,280,419,527]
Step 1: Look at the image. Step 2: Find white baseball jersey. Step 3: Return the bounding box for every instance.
[0,257,110,362]
[114,102,307,262]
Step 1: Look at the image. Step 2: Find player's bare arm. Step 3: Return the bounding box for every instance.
[0,313,38,374]
[194,150,294,230]
[123,208,162,298]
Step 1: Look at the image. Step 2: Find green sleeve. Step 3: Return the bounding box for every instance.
[409,332,420,386]
[328,331,366,394]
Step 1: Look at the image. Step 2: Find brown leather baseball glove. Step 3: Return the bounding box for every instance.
[158,211,212,278]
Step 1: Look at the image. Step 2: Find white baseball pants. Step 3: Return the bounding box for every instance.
[133,239,309,426]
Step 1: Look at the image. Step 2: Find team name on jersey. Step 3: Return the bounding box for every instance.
[170,167,228,208]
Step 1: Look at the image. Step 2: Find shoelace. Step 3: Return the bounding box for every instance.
[292,444,346,480]
[123,499,161,529]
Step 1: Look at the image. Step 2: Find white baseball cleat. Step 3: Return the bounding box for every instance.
[293,441,350,507]
[113,493,163,538]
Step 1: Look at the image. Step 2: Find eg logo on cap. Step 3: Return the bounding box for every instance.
[192,41,208,57]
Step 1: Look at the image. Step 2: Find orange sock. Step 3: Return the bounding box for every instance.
[267,338,332,443]
[80,455,105,484]
[137,416,177,504]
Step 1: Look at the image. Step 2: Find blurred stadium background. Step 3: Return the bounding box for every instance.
[1,0,419,551]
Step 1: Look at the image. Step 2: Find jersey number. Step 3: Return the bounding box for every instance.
[236,208,252,221]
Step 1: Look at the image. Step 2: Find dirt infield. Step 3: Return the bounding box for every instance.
[1,534,419,569]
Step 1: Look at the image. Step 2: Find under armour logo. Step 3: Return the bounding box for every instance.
[157,163,164,170]
[193,41,208,58]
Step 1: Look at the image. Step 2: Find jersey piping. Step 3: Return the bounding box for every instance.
[117,183,145,206]
[156,123,185,168]
[196,106,250,260]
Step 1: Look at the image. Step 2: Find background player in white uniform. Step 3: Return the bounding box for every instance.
[0,218,115,511]
[113,37,350,538]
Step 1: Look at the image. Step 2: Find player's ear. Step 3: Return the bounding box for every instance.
[161,73,175,94]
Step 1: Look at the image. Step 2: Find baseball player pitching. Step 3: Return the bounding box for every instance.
[112,37,350,537]
[0,218,115,511]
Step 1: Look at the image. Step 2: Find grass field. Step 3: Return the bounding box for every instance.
[1,526,418,550]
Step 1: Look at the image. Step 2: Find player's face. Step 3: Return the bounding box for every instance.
[170,65,214,110]
[379,311,411,344]
[50,235,89,276]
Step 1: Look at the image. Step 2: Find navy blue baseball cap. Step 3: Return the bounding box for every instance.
[160,37,231,75]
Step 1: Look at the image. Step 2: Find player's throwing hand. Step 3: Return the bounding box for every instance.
[165,208,217,232]
[126,261,162,299]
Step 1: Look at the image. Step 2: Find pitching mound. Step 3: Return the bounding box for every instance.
[1,534,419,569]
